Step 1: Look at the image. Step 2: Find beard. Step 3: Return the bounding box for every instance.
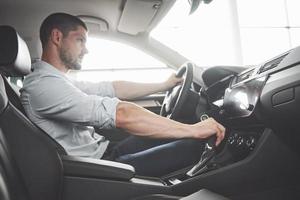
[59,47,82,70]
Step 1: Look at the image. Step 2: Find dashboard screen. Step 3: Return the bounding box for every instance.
[223,76,267,119]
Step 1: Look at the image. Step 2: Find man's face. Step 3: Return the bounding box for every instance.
[59,26,88,70]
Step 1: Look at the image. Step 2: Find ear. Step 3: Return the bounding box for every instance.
[50,28,63,46]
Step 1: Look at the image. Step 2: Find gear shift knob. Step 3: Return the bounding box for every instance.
[186,135,217,177]
[206,135,216,149]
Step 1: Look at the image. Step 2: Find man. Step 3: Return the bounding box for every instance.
[20,13,225,177]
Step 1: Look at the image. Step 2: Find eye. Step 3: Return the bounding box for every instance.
[78,37,86,45]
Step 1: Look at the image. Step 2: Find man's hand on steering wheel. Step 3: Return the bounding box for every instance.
[163,73,183,90]
[160,62,194,119]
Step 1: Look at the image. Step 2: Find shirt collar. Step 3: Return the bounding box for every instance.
[33,60,67,77]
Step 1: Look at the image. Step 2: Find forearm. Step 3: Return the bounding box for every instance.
[115,101,191,139]
[115,101,226,145]
[112,81,170,100]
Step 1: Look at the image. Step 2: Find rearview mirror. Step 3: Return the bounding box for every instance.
[188,0,213,15]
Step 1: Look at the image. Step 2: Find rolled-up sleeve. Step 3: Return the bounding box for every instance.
[28,75,120,129]
[91,96,120,128]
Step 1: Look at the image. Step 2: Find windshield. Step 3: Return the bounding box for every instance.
[151,0,300,66]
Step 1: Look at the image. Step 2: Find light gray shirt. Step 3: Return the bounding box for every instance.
[20,61,120,158]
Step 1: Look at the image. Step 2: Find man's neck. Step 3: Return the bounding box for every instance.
[41,51,68,73]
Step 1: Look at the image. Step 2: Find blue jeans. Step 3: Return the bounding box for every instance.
[104,136,205,177]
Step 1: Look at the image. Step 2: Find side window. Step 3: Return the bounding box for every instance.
[68,38,173,83]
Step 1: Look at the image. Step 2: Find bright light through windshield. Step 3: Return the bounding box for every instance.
[76,0,300,83]
[151,0,241,66]
[152,0,300,66]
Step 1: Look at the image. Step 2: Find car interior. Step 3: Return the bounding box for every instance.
[1,0,300,200]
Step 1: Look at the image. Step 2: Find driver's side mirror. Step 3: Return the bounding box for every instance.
[188,0,214,14]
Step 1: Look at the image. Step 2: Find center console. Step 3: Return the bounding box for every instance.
[61,119,298,200]
[161,128,263,187]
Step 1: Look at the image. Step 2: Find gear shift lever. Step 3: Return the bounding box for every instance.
[186,135,217,177]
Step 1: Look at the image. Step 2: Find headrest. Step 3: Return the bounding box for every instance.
[0,25,31,76]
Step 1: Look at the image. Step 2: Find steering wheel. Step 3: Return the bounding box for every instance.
[160,62,194,119]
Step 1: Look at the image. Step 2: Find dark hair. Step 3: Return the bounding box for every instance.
[39,13,87,49]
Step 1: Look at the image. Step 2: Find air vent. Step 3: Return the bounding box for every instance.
[259,53,289,73]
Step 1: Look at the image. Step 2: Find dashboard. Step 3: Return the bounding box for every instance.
[199,46,300,128]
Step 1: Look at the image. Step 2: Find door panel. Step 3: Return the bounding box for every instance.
[132,93,165,114]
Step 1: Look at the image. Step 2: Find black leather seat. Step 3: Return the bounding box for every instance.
[0,79,30,200]
[0,25,66,200]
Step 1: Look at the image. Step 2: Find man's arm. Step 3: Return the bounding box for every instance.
[71,79,115,97]
[112,73,182,100]
[116,102,226,145]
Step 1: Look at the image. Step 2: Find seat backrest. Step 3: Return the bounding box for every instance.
[0,76,30,200]
[0,128,28,200]
[0,25,66,200]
